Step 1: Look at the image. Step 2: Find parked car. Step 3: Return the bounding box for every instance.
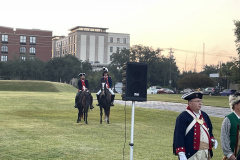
[157,88,174,94]
[202,87,220,96]
[219,89,237,96]
[180,88,194,94]
[147,88,158,94]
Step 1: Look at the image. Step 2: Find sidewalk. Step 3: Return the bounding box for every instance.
[115,100,231,118]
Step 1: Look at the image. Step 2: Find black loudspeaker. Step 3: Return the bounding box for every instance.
[122,62,148,101]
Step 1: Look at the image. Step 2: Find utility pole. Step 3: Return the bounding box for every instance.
[169,48,174,88]
[194,53,197,72]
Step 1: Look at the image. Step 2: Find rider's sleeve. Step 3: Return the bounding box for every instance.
[78,80,82,90]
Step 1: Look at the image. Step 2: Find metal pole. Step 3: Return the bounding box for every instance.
[130,101,135,160]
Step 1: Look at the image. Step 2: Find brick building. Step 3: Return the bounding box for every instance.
[0,26,52,62]
[52,26,130,70]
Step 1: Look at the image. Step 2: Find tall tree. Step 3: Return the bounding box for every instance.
[234,20,240,55]
[110,45,180,88]
[201,64,219,76]
[177,73,214,89]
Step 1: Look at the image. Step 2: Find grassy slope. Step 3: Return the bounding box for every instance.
[0,80,77,93]
[0,81,226,159]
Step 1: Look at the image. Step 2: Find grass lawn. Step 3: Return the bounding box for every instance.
[0,91,224,160]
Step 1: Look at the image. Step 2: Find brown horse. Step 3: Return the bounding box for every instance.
[99,83,112,124]
[77,91,91,124]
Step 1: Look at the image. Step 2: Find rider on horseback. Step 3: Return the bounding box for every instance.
[96,67,115,106]
[74,73,94,109]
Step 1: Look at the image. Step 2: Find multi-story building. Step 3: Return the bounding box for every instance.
[52,26,130,69]
[0,26,52,62]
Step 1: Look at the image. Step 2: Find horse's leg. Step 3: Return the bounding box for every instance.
[107,107,110,124]
[84,109,86,121]
[85,111,88,124]
[77,108,80,123]
[100,106,103,124]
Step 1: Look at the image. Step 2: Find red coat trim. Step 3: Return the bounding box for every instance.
[176,147,185,154]
[81,80,86,90]
[104,76,109,88]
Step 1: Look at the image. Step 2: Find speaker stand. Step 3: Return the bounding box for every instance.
[129,101,135,160]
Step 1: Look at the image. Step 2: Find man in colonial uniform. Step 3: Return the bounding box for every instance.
[74,73,94,109]
[96,67,115,106]
[221,92,240,160]
[173,92,217,160]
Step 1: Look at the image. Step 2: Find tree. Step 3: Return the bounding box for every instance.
[201,64,219,76]
[45,55,92,83]
[177,73,214,89]
[110,45,180,88]
[234,20,240,55]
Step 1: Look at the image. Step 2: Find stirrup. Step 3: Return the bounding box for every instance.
[111,103,114,106]
[96,103,100,106]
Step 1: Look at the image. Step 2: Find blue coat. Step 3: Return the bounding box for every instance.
[173,108,214,159]
[100,76,112,88]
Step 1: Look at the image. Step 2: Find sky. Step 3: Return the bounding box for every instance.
[2,0,240,72]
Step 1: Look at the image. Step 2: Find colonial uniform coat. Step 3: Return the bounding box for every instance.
[78,79,89,90]
[100,76,112,88]
[173,106,214,159]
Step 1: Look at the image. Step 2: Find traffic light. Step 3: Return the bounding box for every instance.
[121,62,148,101]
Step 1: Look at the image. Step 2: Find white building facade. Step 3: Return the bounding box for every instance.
[52,26,130,69]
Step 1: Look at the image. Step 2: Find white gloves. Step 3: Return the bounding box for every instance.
[178,152,187,160]
[211,139,218,149]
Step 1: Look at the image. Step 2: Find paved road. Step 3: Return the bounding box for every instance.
[115,100,231,118]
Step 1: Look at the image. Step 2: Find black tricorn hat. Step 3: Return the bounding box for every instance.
[78,73,86,76]
[181,91,203,101]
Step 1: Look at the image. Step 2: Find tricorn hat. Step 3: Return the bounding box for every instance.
[182,91,203,101]
[229,92,240,111]
[103,67,108,73]
[78,73,86,76]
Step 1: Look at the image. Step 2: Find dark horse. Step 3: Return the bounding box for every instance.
[99,83,112,124]
[77,91,91,124]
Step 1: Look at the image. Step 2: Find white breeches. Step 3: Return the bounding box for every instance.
[188,149,208,160]
[96,88,115,95]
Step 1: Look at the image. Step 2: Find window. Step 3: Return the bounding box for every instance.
[29,56,35,60]
[1,45,8,52]
[20,36,26,43]
[30,37,36,44]
[29,47,36,54]
[110,37,113,43]
[1,55,7,61]
[20,47,26,53]
[20,56,26,61]
[117,38,120,43]
[2,35,8,42]
[123,38,126,44]
[110,47,113,52]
